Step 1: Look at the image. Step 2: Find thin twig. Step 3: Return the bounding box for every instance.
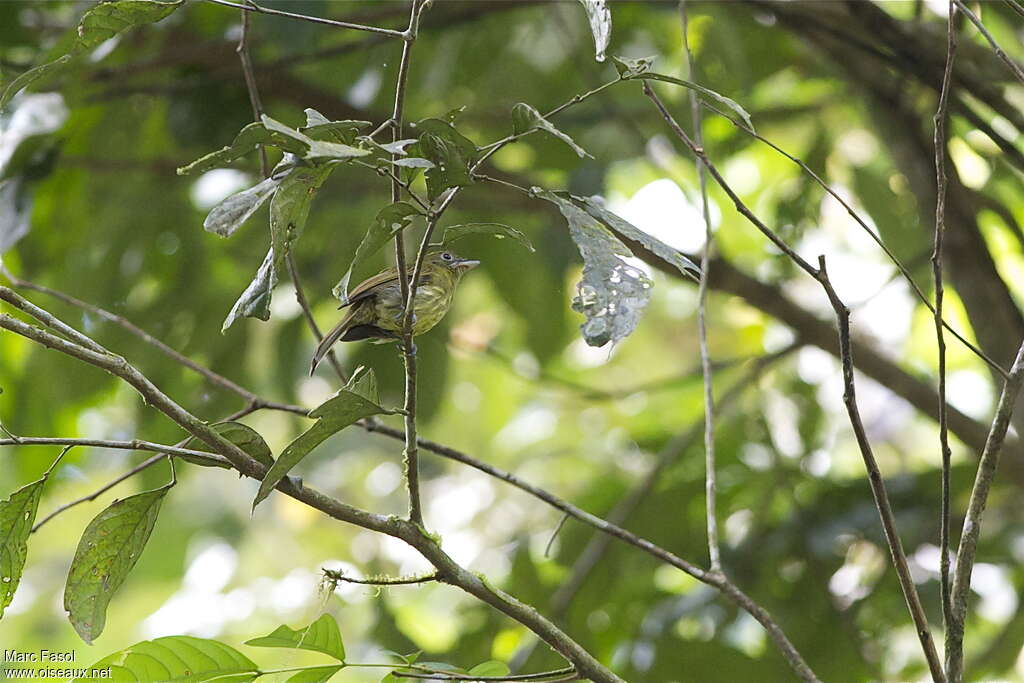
[643,84,943,683]
[323,568,438,586]
[205,0,407,39]
[286,250,347,384]
[934,0,958,643]
[1005,0,1024,19]
[680,0,720,574]
[952,0,1024,85]
[236,2,269,178]
[947,339,1024,680]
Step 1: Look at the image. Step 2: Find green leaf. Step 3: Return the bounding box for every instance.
[511,102,591,159]
[411,118,480,200]
[245,613,346,661]
[77,0,184,50]
[0,55,73,111]
[537,189,653,347]
[610,54,655,79]
[262,115,369,163]
[269,165,332,271]
[573,196,700,279]
[253,381,388,509]
[577,0,611,62]
[183,422,274,470]
[392,157,434,169]
[74,636,258,682]
[468,661,511,677]
[0,477,46,618]
[286,665,344,683]
[440,222,534,252]
[203,176,279,238]
[64,485,171,643]
[222,248,276,332]
[301,110,371,145]
[177,122,304,175]
[631,69,754,132]
[331,202,420,301]
[345,366,380,405]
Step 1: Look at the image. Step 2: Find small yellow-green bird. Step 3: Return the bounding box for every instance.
[310,248,479,374]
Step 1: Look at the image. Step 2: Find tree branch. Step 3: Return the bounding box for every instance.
[205,0,407,39]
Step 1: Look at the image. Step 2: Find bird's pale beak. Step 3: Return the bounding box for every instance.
[455,259,480,270]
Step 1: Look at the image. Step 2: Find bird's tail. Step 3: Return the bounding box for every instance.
[309,316,351,375]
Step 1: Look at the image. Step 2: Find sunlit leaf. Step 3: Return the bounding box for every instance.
[511,102,591,159]
[253,378,389,509]
[577,0,612,62]
[0,477,45,618]
[64,485,171,643]
[182,422,274,469]
[537,189,653,347]
[73,636,258,682]
[222,248,276,332]
[440,222,534,252]
[468,661,511,677]
[202,176,279,238]
[245,613,346,661]
[286,666,344,683]
[332,202,420,302]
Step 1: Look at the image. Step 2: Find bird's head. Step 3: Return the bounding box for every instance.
[425,248,480,275]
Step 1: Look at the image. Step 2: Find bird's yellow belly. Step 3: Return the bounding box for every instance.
[373,284,453,335]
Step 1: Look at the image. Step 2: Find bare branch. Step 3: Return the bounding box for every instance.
[952,0,1024,85]
[205,0,407,39]
[236,4,269,178]
[322,568,438,586]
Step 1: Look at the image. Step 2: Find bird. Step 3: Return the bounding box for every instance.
[310,248,479,375]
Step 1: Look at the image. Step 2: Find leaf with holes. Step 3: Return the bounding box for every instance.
[537,190,653,347]
[183,422,274,470]
[511,103,591,159]
[64,485,171,643]
[253,379,389,509]
[0,477,46,618]
[245,613,346,661]
[440,223,534,252]
[73,635,258,682]
[332,202,420,302]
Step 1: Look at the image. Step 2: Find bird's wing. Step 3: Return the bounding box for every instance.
[341,265,401,308]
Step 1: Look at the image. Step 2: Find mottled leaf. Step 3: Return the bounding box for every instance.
[245,614,346,661]
[610,54,655,79]
[64,485,170,643]
[73,636,258,682]
[440,222,534,252]
[202,176,279,238]
[253,378,389,509]
[511,102,591,159]
[182,422,274,470]
[538,190,653,347]
[575,196,700,279]
[578,0,611,62]
[0,56,73,111]
[332,202,420,302]
[0,477,45,618]
[222,248,275,332]
[77,0,183,50]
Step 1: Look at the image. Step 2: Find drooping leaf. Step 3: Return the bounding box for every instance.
[77,0,184,50]
[468,661,511,677]
[253,377,389,509]
[202,176,279,238]
[511,102,591,159]
[0,92,69,179]
[577,0,612,62]
[269,165,332,270]
[0,178,32,254]
[245,613,346,661]
[286,666,344,683]
[222,248,276,332]
[537,190,653,347]
[0,56,73,111]
[440,222,534,252]
[574,196,700,279]
[182,422,274,470]
[64,485,171,643]
[0,477,46,618]
[73,636,258,683]
[332,202,420,302]
[411,119,480,200]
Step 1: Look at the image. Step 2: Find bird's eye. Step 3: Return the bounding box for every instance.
[441,252,453,261]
